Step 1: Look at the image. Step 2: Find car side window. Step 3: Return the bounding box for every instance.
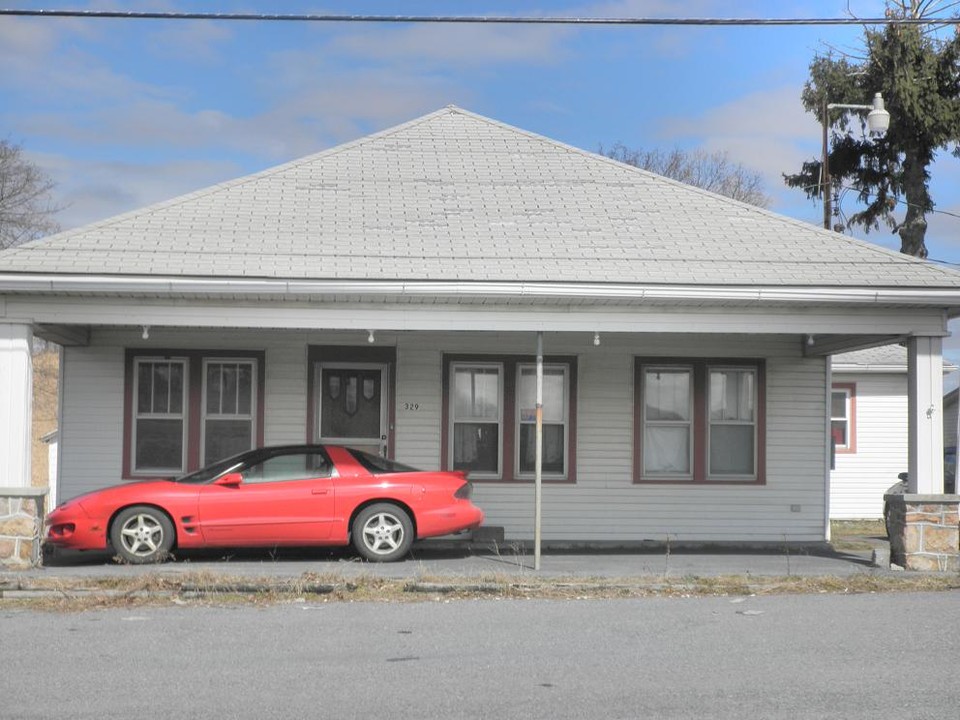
[241,452,333,484]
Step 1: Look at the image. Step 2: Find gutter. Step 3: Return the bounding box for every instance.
[2,274,960,307]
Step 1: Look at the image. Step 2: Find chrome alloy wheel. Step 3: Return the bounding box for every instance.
[119,513,165,557]
[361,512,405,556]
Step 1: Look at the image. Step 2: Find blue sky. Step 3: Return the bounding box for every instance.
[4,0,960,364]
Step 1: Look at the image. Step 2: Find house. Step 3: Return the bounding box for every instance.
[829,345,957,519]
[2,106,959,549]
[829,346,958,520]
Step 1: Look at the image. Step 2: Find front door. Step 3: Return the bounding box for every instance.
[317,363,388,456]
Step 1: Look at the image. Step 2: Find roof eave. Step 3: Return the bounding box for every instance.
[2,274,960,308]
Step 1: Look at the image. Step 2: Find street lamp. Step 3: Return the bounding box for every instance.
[821,92,891,230]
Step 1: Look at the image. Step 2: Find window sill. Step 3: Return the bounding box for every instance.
[634,477,763,485]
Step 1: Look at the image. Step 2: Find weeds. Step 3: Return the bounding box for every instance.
[2,570,958,612]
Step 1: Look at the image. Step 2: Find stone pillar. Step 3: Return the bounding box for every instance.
[885,493,959,571]
[0,487,47,567]
[907,336,944,494]
[0,323,33,487]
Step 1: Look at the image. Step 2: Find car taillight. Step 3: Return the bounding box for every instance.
[454,482,473,500]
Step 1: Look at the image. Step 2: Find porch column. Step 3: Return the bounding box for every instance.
[0,323,33,487]
[907,336,944,494]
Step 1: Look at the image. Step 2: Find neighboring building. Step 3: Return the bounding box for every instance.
[944,388,959,452]
[2,106,959,546]
[40,429,58,507]
[830,347,908,519]
[830,347,956,519]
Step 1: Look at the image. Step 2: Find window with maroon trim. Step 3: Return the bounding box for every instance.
[442,355,577,483]
[133,358,187,474]
[831,383,857,454]
[635,358,765,484]
[124,350,265,478]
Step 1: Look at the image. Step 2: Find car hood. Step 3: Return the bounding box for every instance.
[55,479,176,512]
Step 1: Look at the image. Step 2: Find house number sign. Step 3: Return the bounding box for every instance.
[402,402,422,411]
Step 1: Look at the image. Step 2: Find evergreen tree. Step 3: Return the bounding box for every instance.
[784,0,960,258]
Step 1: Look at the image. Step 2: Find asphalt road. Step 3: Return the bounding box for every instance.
[4,590,958,719]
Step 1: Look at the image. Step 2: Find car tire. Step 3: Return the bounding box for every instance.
[351,503,414,562]
[110,505,175,564]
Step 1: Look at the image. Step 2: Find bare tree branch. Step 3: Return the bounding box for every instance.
[600,143,771,208]
[0,140,61,249]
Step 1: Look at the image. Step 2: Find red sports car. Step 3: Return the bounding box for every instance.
[44,445,484,563]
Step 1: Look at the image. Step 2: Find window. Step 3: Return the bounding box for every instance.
[203,360,256,465]
[450,363,503,477]
[635,358,764,484]
[124,350,265,478]
[517,364,569,477]
[240,450,332,484]
[133,359,187,473]
[443,355,577,482]
[831,383,856,454]
[642,366,693,477]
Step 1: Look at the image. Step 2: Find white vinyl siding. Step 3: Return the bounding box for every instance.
[58,329,828,542]
[829,373,907,519]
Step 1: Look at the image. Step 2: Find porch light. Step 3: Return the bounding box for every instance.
[367,330,375,344]
[593,331,600,347]
[141,325,150,340]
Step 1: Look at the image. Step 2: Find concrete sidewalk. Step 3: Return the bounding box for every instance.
[5,541,888,582]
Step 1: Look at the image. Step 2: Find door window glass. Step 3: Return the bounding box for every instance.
[321,368,382,439]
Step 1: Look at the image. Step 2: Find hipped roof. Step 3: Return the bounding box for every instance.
[3,105,960,290]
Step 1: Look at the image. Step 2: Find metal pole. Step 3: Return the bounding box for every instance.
[534,331,543,571]
[822,97,831,230]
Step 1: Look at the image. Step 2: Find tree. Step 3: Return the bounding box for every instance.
[0,139,60,249]
[784,0,960,258]
[602,143,771,208]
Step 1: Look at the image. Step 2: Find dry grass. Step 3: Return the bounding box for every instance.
[830,519,888,551]
[2,570,958,612]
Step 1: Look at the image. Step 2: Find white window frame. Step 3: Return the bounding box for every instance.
[642,365,695,480]
[515,363,570,480]
[201,358,258,466]
[448,362,503,480]
[132,357,188,475]
[706,365,758,479]
[831,385,854,452]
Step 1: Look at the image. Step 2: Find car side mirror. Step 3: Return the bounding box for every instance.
[214,472,243,487]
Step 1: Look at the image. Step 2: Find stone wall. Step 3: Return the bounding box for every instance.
[885,494,960,571]
[0,488,47,568]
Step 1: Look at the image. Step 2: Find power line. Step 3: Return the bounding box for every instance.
[2,9,960,26]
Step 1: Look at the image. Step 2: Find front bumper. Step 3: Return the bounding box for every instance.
[44,507,109,551]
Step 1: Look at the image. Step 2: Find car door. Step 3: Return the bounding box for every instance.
[197,449,335,545]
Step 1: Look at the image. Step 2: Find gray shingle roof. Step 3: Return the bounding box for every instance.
[833,345,909,370]
[833,344,957,372]
[3,105,960,288]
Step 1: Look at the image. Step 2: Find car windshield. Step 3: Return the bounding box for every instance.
[347,449,420,474]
